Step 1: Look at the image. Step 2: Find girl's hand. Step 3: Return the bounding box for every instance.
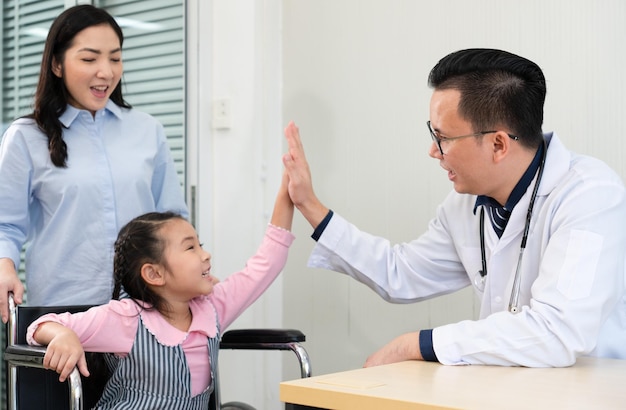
[40,325,90,382]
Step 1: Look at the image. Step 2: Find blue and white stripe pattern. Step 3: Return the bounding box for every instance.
[485,202,511,238]
[95,314,221,409]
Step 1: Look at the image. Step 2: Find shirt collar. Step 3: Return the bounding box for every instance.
[139,296,217,346]
[58,100,123,127]
[474,142,545,214]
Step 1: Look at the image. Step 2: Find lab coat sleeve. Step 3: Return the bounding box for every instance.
[308,208,472,303]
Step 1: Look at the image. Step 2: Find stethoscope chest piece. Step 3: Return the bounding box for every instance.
[474,271,486,292]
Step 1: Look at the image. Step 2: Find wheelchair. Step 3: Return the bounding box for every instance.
[4,295,311,410]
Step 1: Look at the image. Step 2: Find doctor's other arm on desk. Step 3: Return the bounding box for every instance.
[281,48,626,368]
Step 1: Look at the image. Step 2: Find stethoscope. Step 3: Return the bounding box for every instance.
[473,140,547,314]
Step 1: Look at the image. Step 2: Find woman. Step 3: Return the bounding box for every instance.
[0,4,188,321]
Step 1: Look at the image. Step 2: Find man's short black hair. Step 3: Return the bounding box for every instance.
[428,48,546,148]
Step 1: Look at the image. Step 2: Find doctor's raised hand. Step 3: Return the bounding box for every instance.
[282,121,330,230]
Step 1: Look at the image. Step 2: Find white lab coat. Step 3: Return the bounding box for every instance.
[308,132,626,367]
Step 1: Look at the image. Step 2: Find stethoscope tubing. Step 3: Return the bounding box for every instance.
[478,140,547,313]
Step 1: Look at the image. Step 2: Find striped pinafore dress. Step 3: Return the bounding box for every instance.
[94,313,221,409]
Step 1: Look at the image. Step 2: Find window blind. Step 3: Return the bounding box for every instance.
[98,0,186,178]
[2,0,65,130]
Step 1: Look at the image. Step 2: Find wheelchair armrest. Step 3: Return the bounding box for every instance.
[4,344,84,410]
[220,328,305,346]
[4,344,84,384]
[220,329,311,378]
[4,344,47,368]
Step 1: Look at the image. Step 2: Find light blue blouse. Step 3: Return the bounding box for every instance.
[0,101,188,305]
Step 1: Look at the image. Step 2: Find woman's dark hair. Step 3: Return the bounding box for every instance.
[30,4,131,167]
[112,211,186,315]
[428,48,546,149]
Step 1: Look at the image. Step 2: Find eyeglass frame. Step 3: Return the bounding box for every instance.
[427,120,520,155]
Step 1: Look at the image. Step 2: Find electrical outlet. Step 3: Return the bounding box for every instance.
[212,98,231,129]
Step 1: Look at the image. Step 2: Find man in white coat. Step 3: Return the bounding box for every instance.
[282,48,626,367]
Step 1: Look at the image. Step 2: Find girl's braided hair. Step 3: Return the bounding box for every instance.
[112,211,186,315]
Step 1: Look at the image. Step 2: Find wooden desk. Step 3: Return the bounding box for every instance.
[280,357,626,409]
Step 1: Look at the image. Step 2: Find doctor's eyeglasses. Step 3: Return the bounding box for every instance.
[427,121,519,155]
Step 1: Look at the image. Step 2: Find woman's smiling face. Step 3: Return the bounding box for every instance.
[52,23,123,116]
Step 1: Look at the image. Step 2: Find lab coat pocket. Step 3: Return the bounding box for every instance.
[557,229,602,300]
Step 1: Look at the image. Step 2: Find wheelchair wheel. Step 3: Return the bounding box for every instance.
[221,401,256,410]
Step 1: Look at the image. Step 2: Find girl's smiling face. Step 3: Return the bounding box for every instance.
[52,23,123,116]
[159,218,215,300]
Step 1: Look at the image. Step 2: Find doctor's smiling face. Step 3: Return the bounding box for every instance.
[428,89,497,197]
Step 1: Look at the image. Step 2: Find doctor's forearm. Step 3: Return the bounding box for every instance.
[296,198,329,230]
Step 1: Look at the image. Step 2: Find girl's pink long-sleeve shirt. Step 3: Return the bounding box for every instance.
[27,224,294,396]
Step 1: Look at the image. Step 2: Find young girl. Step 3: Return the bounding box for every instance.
[0,4,188,322]
[26,176,294,409]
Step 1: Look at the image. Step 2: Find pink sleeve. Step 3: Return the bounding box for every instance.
[26,299,140,354]
[210,224,295,330]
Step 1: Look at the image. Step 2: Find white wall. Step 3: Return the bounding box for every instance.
[187,0,285,408]
[281,0,626,387]
[192,1,626,409]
